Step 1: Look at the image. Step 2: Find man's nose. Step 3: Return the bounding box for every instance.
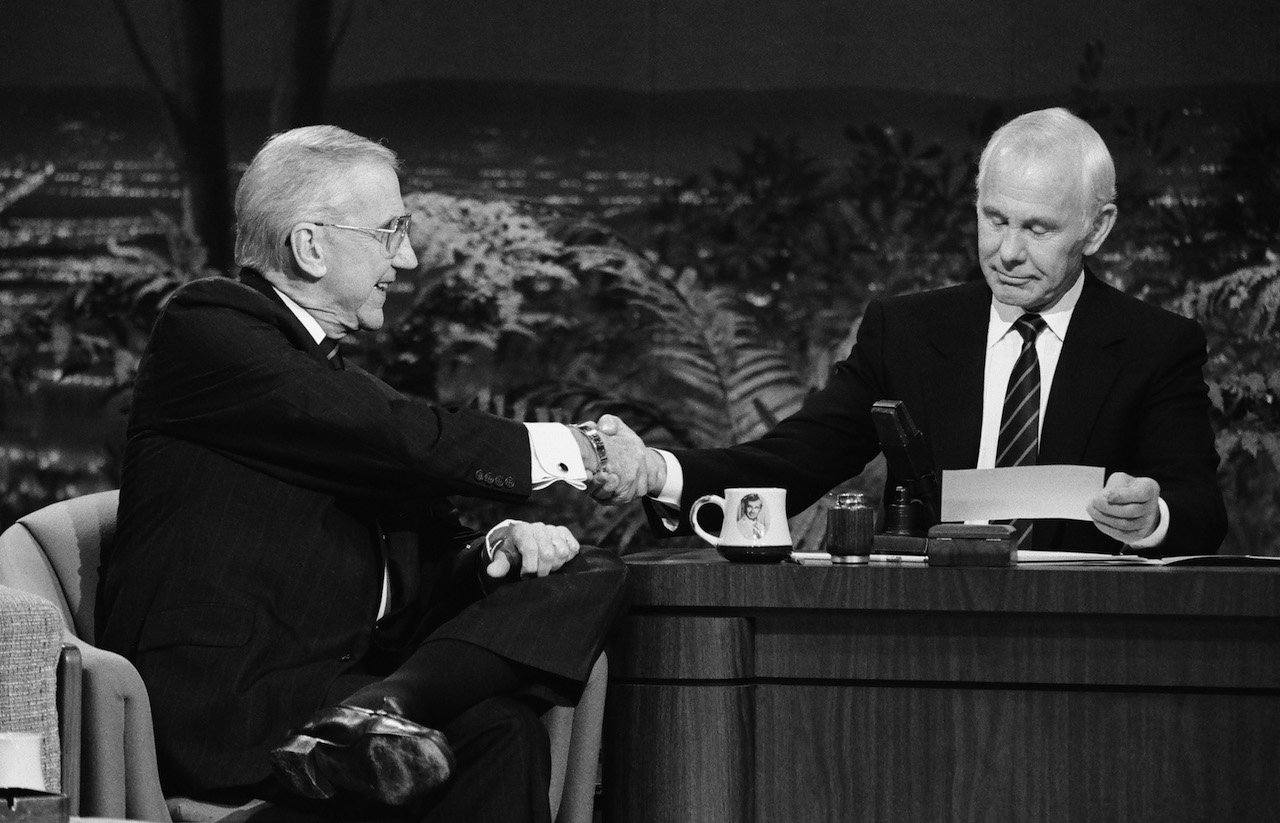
[393,238,418,270]
[999,228,1027,265]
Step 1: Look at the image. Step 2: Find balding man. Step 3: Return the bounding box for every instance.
[596,107,1226,557]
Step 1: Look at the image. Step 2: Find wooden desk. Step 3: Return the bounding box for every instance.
[602,549,1280,823]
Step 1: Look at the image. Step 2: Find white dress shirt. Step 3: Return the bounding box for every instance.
[976,274,1080,470]
[652,273,1169,548]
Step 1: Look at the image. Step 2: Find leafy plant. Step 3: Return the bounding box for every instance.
[1,193,212,393]
[645,126,981,389]
[647,136,834,293]
[376,191,585,401]
[0,193,210,520]
[838,122,974,292]
[644,136,861,366]
[608,261,809,448]
[1174,261,1280,554]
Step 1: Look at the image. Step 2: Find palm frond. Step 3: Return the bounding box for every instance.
[604,260,809,447]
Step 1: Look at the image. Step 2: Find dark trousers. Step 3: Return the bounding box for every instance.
[263,546,629,822]
[424,696,552,823]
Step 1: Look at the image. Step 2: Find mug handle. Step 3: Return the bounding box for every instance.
[689,494,726,547]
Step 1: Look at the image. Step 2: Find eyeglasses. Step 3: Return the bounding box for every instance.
[313,214,412,256]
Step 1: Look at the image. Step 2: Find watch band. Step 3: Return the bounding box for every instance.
[574,422,609,473]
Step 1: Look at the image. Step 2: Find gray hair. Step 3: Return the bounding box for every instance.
[976,107,1116,225]
[234,125,400,272]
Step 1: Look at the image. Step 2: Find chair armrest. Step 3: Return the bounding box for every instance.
[58,643,82,814]
[545,651,608,823]
[0,585,63,795]
[66,635,172,822]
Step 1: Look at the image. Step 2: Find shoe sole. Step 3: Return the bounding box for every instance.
[334,728,455,806]
[270,733,338,800]
[271,727,455,807]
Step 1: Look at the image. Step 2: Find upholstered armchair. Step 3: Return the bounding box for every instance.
[0,491,606,823]
[0,583,66,796]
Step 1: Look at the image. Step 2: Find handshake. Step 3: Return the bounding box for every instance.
[570,414,666,505]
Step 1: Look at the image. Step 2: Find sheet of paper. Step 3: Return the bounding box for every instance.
[1017,550,1156,564]
[941,465,1105,522]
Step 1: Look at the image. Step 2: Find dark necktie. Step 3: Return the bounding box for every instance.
[996,313,1047,547]
[322,337,344,370]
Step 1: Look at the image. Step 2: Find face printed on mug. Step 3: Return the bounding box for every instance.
[736,494,769,542]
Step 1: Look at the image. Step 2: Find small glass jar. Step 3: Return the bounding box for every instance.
[825,492,875,563]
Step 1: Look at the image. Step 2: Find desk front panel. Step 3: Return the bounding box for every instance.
[605,554,1280,823]
[754,684,1279,823]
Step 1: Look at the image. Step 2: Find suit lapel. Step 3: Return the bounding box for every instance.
[1039,272,1123,464]
[921,282,990,470]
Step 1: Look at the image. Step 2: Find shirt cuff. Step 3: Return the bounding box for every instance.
[651,448,684,507]
[1124,497,1171,548]
[484,519,520,560]
[646,449,685,532]
[525,423,589,490]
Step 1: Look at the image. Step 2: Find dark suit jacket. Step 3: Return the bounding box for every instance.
[97,272,591,793]
[661,273,1226,556]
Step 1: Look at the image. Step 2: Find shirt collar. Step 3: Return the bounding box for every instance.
[271,286,327,345]
[986,270,1084,349]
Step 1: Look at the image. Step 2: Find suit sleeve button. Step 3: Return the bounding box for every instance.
[484,472,495,484]
[505,477,514,488]
[474,469,484,481]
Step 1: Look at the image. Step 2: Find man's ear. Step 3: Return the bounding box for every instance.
[288,224,327,280]
[1082,203,1117,256]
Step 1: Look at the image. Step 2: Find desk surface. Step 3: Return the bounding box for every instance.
[623,547,1280,616]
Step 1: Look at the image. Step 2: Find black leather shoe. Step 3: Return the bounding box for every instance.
[270,699,455,808]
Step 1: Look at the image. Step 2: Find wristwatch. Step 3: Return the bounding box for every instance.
[574,421,609,473]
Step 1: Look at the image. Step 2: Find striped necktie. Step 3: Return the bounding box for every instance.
[996,313,1047,547]
[322,337,344,370]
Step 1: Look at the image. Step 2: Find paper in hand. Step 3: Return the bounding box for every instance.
[941,465,1105,522]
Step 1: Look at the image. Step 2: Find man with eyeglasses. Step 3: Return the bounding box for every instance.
[97,125,634,822]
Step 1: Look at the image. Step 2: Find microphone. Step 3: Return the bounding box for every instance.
[870,400,941,528]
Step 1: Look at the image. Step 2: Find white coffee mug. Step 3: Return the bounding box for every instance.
[0,731,45,791]
[690,487,792,562]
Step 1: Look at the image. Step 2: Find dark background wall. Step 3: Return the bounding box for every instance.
[5,0,1279,93]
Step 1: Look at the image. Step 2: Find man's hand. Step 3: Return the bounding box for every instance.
[485,521,580,579]
[589,414,666,506]
[1086,472,1161,544]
